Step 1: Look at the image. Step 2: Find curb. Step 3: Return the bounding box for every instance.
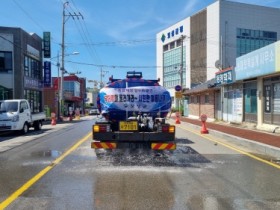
[168,119,280,159]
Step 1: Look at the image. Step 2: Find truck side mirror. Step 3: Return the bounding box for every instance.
[20,108,24,113]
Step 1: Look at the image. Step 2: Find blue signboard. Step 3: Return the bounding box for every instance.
[44,61,51,87]
[161,25,184,43]
[215,69,233,85]
[43,32,51,58]
[235,42,277,80]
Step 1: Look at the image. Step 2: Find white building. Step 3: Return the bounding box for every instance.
[156,0,280,107]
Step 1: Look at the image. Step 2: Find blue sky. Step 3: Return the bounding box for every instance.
[1,0,280,87]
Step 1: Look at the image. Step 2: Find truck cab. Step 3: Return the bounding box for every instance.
[0,99,46,134]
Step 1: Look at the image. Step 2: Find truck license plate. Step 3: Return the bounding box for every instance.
[119,121,138,131]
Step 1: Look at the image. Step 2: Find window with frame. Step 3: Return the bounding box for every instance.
[24,90,42,113]
[273,83,280,114]
[24,56,41,79]
[244,88,257,114]
[236,28,277,57]
[20,101,28,111]
[170,41,175,49]
[0,51,13,72]
[163,44,168,52]
[163,47,186,89]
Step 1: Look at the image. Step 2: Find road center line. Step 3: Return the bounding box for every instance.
[0,132,92,209]
[176,124,280,170]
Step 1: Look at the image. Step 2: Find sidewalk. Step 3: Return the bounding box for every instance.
[169,115,280,159]
[179,117,280,147]
[0,116,91,153]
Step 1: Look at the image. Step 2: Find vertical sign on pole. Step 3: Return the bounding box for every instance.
[44,61,51,87]
[43,32,51,58]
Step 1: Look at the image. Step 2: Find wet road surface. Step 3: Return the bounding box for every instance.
[0,117,280,209]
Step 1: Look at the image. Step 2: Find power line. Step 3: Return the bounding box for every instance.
[66,1,106,70]
[66,60,160,69]
[67,38,156,47]
[12,0,44,31]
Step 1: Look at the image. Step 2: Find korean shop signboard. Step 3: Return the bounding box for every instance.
[235,41,280,80]
[43,32,51,58]
[215,67,233,85]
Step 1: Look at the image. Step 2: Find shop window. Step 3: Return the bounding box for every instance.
[273,83,280,114]
[244,88,257,114]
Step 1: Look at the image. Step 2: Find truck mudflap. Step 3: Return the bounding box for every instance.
[151,143,176,150]
[91,142,117,149]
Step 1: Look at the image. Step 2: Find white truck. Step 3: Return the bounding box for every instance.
[0,99,46,134]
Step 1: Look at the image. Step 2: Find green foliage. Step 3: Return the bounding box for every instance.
[171,106,183,115]
[85,103,93,108]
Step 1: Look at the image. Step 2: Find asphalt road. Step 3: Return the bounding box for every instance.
[0,116,280,209]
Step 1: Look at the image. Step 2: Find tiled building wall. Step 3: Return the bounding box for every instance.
[43,88,57,114]
[200,93,215,119]
[188,91,215,119]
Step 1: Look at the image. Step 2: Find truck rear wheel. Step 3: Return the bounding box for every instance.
[21,122,29,134]
[34,121,42,130]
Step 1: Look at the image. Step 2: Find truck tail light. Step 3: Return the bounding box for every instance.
[93,124,110,133]
[161,125,175,133]
[169,125,175,133]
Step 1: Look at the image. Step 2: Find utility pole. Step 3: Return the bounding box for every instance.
[56,51,60,120]
[179,35,185,114]
[60,1,83,117]
[100,68,108,89]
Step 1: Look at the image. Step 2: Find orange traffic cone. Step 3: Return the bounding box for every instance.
[51,117,56,126]
[201,121,208,134]
[175,112,181,124]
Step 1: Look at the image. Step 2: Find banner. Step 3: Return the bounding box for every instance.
[98,86,171,114]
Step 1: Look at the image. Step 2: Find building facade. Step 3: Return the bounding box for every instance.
[235,41,280,128]
[156,0,280,108]
[43,74,86,117]
[0,27,44,113]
